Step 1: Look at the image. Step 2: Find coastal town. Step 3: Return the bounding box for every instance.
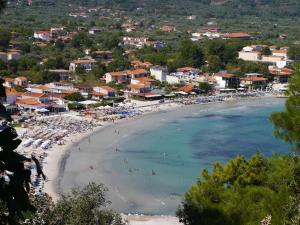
[1,1,300,225]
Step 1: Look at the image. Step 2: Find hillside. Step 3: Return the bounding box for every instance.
[1,0,300,43]
[10,0,300,18]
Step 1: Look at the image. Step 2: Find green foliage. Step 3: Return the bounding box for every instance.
[48,183,124,225]
[206,55,223,73]
[68,102,85,110]
[270,65,300,149]
[261,47,272,56]
[71,32,93,48]
[288,46,300,61]
[203,39,244,65]
[67,92,85,101]
[177,153,295,225]
[236,60,269,77]
[0,29,10,49]
[176,39,204,68]
[199,82,213,94]
[18,55,39,70]
[96,32,122,50]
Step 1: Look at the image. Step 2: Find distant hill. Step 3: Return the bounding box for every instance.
[10,0,300,19]
[67,0,300,18]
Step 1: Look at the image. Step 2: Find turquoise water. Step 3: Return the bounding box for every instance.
[60,98,288,215]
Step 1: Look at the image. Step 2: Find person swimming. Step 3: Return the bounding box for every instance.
[152,169,156,175]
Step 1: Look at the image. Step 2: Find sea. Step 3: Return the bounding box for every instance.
[60,97,288,215]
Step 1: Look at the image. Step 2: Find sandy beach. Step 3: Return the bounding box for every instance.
[30,96,283,224]
[123,215,182,225]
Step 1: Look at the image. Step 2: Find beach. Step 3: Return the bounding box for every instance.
[19,96,286,224]
[41,102,182,200]
[57,97,286,220]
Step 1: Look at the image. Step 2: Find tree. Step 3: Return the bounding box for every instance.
[177,153,295,225]
[288,46,300,61]
[261,47,272,56]
[270,65,300,149]
[199,82,213,94]
[47,183,124,225]
[177,39,204,67]
[18,55,39,70]
[67,92,85,102]
[0,0,6,11]
[0,29,10,49]
[207,55,223,73]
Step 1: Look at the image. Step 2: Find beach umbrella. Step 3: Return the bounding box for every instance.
[36,108,49,113]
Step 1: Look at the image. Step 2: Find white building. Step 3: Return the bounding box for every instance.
[69,58,97,72]
[34,31,51,40]
[105,69,150,84]
[123,37,149,48]
[0,50,22,62]
[238,51,261,61]
[150,66,168,82]
[166,75,180,84]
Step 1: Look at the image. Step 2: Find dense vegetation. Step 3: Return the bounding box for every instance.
[0,183,125,225]
[1,0,300,45]
[177,153,297,225]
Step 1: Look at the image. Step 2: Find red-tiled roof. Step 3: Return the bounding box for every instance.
[127,84,146,89]
[223,32,251,38]
[100,86,115,92]
[132,77,155,83]
[243,76,267,82]
[177,67,198,73]
[108,71,127,77]
[125,69,150,75]
[15,76,27,81]
[5,88,18,96]
[72,59,97,64]
[178,85,194,93]
[16,98,40,105]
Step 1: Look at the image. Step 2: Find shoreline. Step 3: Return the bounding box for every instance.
[41,95,282,224]
[43,101,183,201]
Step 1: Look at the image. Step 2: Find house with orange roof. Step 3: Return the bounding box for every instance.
[131,77,155,86]
[177,85,195,93]
[14,76,28,87]
[239,45,292,68]
[214,73,240,89]
[272,49,288,58]
[105,69,150,84]
[69,58,97,72]
[3,77,15,88]
[241,74,267,90]
[223,32,251,40]
[131,60,153,69]
[5,88,18,104]
[269,67,293,83]
[92,50,113,59]
[92,85,116,98]
[20,92,51,103]
[160,26,176,32]
[126,83,151,94]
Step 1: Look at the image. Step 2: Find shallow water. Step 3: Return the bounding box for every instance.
[60,98,288,215]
